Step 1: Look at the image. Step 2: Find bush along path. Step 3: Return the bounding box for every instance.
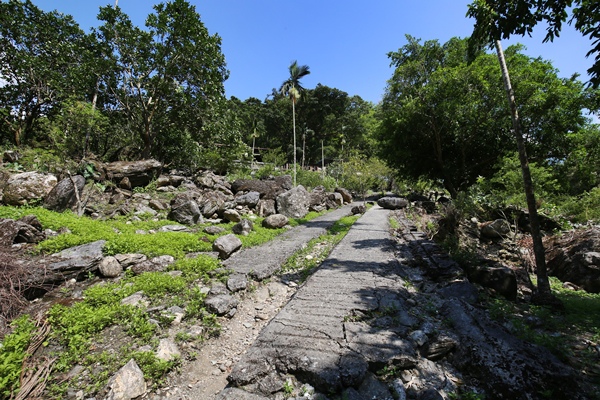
[215,206,592,400]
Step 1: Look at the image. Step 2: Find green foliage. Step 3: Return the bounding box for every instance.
[474,152,561,208]
[329,155,391,198]
[378,35,589,197]
[95,0,229,160]
[46,99,112,160]
[0,315,36,398]
[169,255,221,282]
[555,124,600,195]
[261,147,288,167]
[559,187,600,223]
[296,168,336,191]
[0,206,213,256]
[467,0,600,87]
[0,0,90,146]
[14,147,77,175]
[131,351,179,385]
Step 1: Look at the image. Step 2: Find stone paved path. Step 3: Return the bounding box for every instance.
[223,203,358,280]
[219,205,419,399]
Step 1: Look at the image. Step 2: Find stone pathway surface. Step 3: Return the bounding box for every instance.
[220,205,419,399]
[174,204,583,400]
[223,204,358,280]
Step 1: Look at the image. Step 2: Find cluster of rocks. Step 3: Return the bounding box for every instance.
[0,159,353,226]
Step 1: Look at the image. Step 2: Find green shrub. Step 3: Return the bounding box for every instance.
[558,187,600,223]
[296,168,336,191]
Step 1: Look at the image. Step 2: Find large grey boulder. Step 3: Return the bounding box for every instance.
[43,175,86,212]
[2,171,57,206]
[335,187,353,203]
[104,159,162,188]
[377,197,409,210]
[32,240,107,286]
[309,186,328,211]
[231,175,292,200]
[0,216,45,245]
[200,190,231,218]
[276,185,311,219]
[256,199,276,217]
[168,193,203,225]
[195,170,232,194]
[205,294,239,315]
[227,273,248,292]
[545,227,600,292]
[213,234,242,259]
[235,191,261,207]
[0,219,19,246]
[328,192,344,208]
[223,209,242,223]
[464,263,517,300]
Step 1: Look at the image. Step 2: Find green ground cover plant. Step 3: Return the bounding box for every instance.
[0,315,36,398]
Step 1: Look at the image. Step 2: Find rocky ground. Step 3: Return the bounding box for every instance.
[1,158,599,399]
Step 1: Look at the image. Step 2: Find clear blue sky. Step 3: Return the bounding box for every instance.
[36,0,592,104]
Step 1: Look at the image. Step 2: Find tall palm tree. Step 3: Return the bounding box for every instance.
[280,60,310,186]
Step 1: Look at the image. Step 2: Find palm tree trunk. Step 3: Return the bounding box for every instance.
[292,98,297,186]
[495,40,552,300]
[321,139,325,181]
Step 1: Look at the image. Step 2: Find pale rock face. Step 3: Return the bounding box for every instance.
[3,171,57,205]
[105,359,147,400]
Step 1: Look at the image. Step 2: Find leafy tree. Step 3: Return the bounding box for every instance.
[46,99,111,159]
[280,60,311,186]
[467,0,600,87]
[0,0,91,146]
[556,123,600,195]
[94,0,229,160]
[467,2,580,302]
[299,85,375,165]
[378,35,588,198]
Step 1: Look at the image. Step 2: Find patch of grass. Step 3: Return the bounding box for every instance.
[0,205,212,257]
[283,214,361,281]
[485,276,600,380]
[0,315,36,398]
[169,255,221,282]
[44,263,220,396]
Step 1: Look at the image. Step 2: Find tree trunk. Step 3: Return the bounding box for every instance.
[321,139,325,181]
[495,40,553,300]
[85,79,100,158]
[292,97,297,187]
